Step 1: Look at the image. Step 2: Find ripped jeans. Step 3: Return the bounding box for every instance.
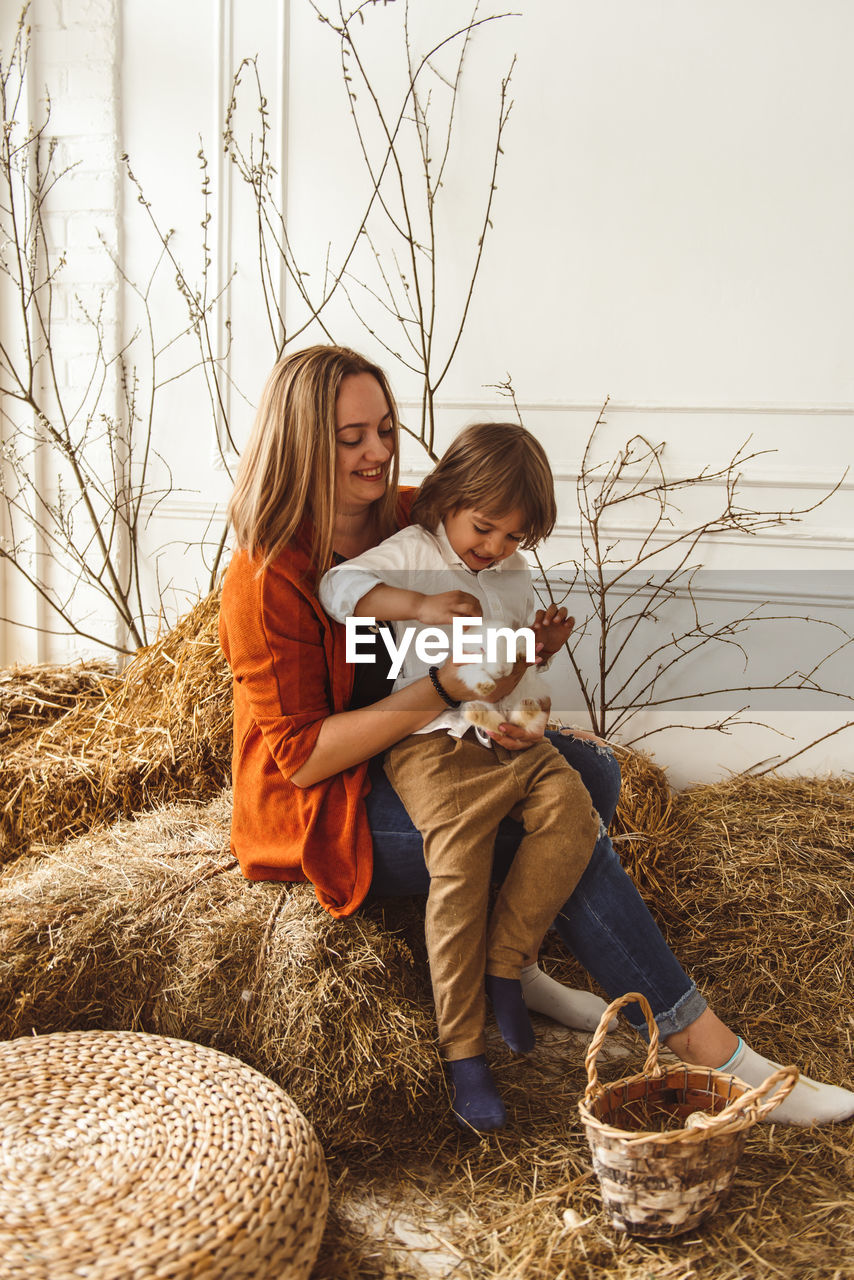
[365,730,707,1037]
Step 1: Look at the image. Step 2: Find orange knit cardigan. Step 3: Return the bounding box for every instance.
[218,489,416,917]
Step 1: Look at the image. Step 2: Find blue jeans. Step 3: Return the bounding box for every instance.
[365,731,707,1036]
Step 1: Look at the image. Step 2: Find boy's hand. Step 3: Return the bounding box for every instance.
[415,590,481,625]
[531,604,575,661]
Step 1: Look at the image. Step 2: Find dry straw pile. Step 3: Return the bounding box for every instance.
[654,773,854,1089]
[1,603,852,1278]
[0,793,437,1151]
[0,592,231,862]
[610,750,853,1087]
[0,660,117,749]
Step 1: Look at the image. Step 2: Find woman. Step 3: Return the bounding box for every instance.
[219,344,854,1131]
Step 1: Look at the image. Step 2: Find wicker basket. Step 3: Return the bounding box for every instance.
[0,1030,329,1279]
[578,992,798,1238]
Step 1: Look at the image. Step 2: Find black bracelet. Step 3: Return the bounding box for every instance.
[428,665,461,709]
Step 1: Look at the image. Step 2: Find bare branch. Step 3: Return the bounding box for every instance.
[550,399,851,756]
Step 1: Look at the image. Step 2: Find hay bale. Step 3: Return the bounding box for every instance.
[610,744,687,895]
[2,716,851,1276]
[0,660,117,749]
[585,758,853,1087]
[0,791,437,1149]
[0,626,676,871]
[0,592,232,862]
[654,774,854,1084]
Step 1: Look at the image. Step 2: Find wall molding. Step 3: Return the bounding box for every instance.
[531,573,854,613]
[140,496,854,568]
[275,0,290,337]
[144,491,852,531]
[210,0,290,474]
[396,397,854,417]
[400,461,854,494]
[545,521,854,555]
[397,400,853,497]
[140,498,229,521]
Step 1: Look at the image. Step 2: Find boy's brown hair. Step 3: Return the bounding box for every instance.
[410,422,556,549]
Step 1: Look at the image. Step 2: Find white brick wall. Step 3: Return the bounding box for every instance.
[35,0,120,384]
[0,0,123,663]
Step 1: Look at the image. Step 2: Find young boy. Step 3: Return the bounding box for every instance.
[320,423,602,1132]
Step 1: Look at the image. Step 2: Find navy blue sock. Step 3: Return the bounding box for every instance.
[446,1054,506,1132]
[486,974,535,1054]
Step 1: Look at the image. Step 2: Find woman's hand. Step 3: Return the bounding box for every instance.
[485,695,550,751]
[532,604,575,662]
[485,723,542,750]
[415,590,481,624]
[436,658,545,752]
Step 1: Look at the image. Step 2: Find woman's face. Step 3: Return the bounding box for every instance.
[334,373,395,513]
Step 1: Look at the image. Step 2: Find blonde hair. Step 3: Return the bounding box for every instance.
[228,345,400,576]
[410,422,556,549]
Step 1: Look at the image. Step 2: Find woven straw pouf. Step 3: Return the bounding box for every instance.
[0,1030,328,1279]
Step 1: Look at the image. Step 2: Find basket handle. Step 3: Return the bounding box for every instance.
[684,1063,800,1131]
[583,991,660,1104]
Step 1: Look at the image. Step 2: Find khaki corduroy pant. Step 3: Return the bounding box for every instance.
[384,730,601,1060]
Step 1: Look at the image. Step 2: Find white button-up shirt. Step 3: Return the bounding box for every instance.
[319,522,538,737]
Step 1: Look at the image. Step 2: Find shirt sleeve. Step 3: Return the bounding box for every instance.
[318,564,386,623]
[318,527,429,622]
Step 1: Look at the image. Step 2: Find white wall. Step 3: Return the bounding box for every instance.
[0,0,124,658]
[1,0,851,781]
